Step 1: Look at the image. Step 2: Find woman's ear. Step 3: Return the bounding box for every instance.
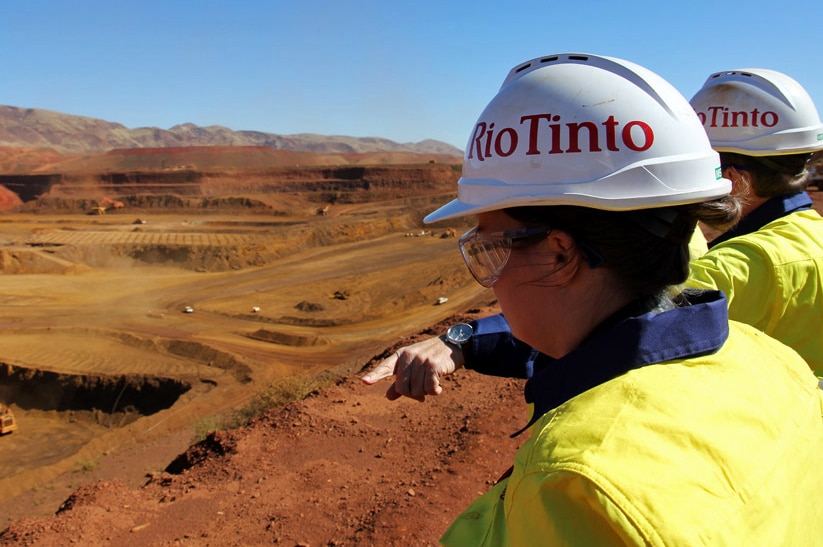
[543,230,582,284]
[546,230,576,262]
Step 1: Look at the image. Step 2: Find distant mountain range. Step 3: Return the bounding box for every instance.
[0,105,463,156]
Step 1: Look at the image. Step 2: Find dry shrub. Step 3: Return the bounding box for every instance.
[192,374,333,443]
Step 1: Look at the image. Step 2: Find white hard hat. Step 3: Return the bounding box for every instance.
[425,53,730,223]
[690,68,823,156]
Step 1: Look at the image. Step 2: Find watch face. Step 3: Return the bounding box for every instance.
[447,323,473,343]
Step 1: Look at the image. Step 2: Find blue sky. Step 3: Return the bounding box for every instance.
[1,0,821,150]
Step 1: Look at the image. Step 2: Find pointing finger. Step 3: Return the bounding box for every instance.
[361,352,399,385]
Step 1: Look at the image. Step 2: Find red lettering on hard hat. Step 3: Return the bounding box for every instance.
[468,122,487,160]
[520,114,557,155]
[494,128,518,157]
[731,111,748,127]
[703,106,724,127]
[622,121,654,151]
[750,108,761,126]
[468,113,656,160]
[567,122,601,153]
[697,106,779,129]
[603,116,620,151]
[484,123,495,159]
[760,111,778,127]
[548,122,563,154]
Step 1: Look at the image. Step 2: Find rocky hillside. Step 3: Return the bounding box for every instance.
[0,105,463,156]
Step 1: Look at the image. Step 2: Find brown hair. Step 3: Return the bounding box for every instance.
[506,196,740,299]
[720,151,813,198]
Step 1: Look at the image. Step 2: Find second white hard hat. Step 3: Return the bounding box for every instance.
[690,68,823,156]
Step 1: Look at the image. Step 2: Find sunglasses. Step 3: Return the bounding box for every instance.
[458,226,552,288]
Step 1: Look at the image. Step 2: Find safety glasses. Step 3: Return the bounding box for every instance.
[458,226,551,288]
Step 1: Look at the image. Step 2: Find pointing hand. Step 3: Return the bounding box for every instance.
[362,336,465,402]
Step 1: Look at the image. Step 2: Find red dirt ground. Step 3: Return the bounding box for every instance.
[1,189,821,547]
[0,307,529,546]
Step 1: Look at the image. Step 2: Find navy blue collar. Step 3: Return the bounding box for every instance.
[710,192,813,248]
[514,290,729,437]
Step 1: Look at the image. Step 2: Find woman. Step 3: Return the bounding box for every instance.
[363,66,823,403]
[376,53,823,545]
[688,68,823,373]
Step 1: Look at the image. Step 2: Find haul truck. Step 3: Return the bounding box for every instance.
[0,404,17,435]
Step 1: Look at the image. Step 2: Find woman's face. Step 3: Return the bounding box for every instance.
[476,210,569,351]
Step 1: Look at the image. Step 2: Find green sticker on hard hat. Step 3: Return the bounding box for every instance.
[716,167,723,179]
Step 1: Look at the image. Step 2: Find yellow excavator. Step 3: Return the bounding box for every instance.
[0,404,17,435]
[90,197,126,215]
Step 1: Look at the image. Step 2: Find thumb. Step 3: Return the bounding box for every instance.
[361,353,398,385]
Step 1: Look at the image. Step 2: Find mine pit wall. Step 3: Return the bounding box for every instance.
[2,163,460,206]
[98,170,202,185]
[48,171,205,198]
[0,362,190,421]
[226,164,461,203]
[0,174,62,202]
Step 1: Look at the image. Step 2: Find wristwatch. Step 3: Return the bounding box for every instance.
[445,323,474,349]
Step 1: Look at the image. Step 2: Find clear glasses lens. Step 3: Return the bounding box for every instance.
[458,227,512,288]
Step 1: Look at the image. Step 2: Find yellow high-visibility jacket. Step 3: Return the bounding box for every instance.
[442,300,823,546]
[688,209,823,375]
[688,224,708,260]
